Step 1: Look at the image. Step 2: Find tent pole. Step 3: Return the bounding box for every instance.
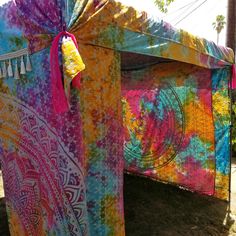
[229,67,233,213]
[226,0,236,53]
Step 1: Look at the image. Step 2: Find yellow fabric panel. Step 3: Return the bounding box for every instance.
[62,37,85,79]
[184,101,215,145]
[215,174,229,200]
[79,44,125,235]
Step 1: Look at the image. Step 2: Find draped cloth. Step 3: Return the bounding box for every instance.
[50,31,85,113]
[1,0,124,235]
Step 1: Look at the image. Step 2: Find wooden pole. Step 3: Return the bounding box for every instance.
[226,0,236,54]
[226,0,235,214]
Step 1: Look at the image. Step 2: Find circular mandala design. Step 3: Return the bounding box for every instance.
[0,93,87,235]
[124,82,185,169]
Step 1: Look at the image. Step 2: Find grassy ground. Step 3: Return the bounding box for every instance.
[1,173,236,235]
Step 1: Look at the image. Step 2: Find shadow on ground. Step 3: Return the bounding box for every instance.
[0,198,10,236]
[0,174,235,236]
[124,174,235,236]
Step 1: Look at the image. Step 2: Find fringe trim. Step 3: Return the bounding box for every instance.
[0,48,32,79]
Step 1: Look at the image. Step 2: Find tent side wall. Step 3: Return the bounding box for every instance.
[121,61,231,200]
[0,1,126,235]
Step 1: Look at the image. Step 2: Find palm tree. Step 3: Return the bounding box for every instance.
[154,0,175,13]
[212,15,226,44]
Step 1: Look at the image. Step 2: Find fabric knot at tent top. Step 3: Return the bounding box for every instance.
[6,0,104,114]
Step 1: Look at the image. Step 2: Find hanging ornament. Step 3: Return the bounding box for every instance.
[2,61,7,78]
[14,60,20,80]
[20,55,26,75]
[7,59,13,77]
[26,53,32,72]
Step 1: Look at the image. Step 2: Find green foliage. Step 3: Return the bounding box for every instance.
[154,0,175,13]
[212,14,226,44]
[212,15,226,34]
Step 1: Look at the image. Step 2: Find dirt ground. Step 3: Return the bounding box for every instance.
[1,164,236,236]
[125,174,235,236]
[0,171,10,236]
[231,159,236,214]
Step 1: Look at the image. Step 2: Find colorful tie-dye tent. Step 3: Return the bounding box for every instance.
[0,0,234,235]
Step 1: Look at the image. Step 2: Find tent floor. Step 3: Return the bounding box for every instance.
[0,173,236,236]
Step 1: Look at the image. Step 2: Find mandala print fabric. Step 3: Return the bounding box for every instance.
[0,48,88,235]
[122,62,230,200]
[0,0,124,235]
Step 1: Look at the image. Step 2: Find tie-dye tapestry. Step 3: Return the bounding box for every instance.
[122,62,231,200]
[0,0,234,235]
[0,1,124,235]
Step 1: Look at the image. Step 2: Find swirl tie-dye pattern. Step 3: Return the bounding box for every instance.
[122,63,231,199]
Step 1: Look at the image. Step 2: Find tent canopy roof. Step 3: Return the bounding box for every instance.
[0,0,234,69]
[75,0,234,69]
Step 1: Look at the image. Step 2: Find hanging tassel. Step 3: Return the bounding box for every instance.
[0,68,2,78]
[14,60,20,80]
[2,61,7,78]
[7,59,13,77]
[20,56,26,74]
[26,53,32,72]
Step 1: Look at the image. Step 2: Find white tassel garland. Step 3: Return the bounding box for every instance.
[0,48,31,79]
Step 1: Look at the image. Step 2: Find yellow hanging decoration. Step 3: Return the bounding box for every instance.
[61,37,85,79]
[61,36,85,101]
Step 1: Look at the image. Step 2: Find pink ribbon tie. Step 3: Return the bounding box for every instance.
[50,31,81,114]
